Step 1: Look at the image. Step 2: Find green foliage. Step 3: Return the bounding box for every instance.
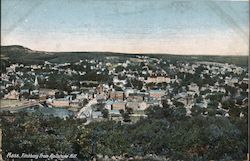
[1,45,248,67]
[130,79,143,90]
[1,107,247,161]
[1,112,81,156]
[173,100,185,108]
[115,65,125,73]
[21,82,35,91]
[206,92,224,103]
[101,109,109,119]
[0,59,10,73]
[191,105,204,116]
[1,77,248,158]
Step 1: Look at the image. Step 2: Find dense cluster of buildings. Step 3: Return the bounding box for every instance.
[0,55,248,121]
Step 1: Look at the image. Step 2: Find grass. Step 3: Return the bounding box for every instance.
[0,99,25,108]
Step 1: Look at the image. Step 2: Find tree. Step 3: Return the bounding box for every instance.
[173,101,184,108]
[115,65,125,73]
[101,109,109,119]
[221,100,235,110]
[191,105,204,116]
[206,107,217,116]
[1,97,247,161]
[130,79,143,90]
[119,109,131,122]
[55,91,65,99]
[228,106,241,118]
[122,112,131,122]
[126,108,133,114]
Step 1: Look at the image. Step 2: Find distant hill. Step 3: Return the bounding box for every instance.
[0,45,129,64]
[0,45,248,66]
[1,45,56,64]
[1,45,32,53]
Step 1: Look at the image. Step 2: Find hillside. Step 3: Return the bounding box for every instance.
[1,45,56,64]
[1,45,248,66]
[0,45,129,64]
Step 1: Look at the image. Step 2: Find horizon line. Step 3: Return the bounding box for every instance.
[1,44,249,56]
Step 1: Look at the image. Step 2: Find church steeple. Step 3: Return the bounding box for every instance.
[34,76,39,87]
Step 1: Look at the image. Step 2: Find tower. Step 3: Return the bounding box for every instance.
[34,76,39,87]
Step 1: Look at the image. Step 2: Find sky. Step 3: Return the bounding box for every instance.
[1,0,249,55]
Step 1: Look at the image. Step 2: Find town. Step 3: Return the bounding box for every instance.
[1,0,249,159]
[0,50,248,160]
[1,54,248,123]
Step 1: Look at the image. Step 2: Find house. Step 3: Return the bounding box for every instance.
[146,100,161,107]
[49,97,71,107]
[76,93,88,100]
[39,89,58,98]
[111,101,126,110]
[195,101,208,108]
[92,111,103,119]
[174,92,193,106]
[138,102,149,110]
[109,91,125,100]
[126,102,139,110]
[20,89,30,94]
[109,110,121,117]
[233,67,243,75]
[242,77,248,84]
[175,95,193,106]
[126,101,149,111]
[4,90,20,100]
[188,83,199,93]
[144,75,170,84]
[71,85,78,90]
[210,86,226,93]
[31,65,41,70]
[70,99,80,107]
[30,90,39,98]
[149,90,166,100]
[124,88,135,98]
[105,100,114,110]
[113,77,127,85]
[127,93,145,101]
[234,96,248,106]
[225,77,238,86]
[96,84,104,94]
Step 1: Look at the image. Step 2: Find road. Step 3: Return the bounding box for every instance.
[76,98,97,119]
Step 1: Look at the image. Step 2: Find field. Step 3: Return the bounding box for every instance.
[0,99,24,108]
